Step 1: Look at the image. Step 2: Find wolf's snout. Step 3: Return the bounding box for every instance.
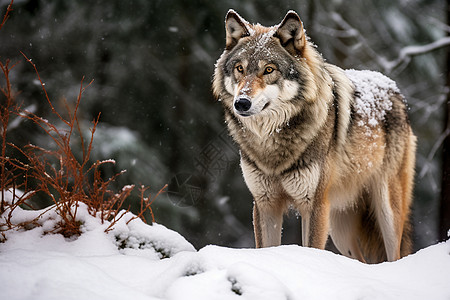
[234,97,251,112]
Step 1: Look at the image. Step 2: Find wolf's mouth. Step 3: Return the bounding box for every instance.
[236,102,270,117]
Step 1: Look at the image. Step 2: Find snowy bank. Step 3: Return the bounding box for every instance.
[1,203,449,300]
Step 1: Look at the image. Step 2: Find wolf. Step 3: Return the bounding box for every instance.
[212,10,416,263]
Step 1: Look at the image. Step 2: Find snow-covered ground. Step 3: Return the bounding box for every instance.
[1,201,449,300]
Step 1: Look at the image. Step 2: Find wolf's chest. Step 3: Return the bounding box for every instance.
[240,131,306,175]
[241,154,322,208]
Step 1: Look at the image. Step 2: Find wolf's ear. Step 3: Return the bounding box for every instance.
[275,11,306,56]
[225,10,250,50]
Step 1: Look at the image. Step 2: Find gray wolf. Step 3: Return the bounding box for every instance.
[212,10,416,263]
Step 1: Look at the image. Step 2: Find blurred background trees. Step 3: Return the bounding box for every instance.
[0,0,448,251]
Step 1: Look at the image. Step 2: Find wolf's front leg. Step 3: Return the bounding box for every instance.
[253,199,284,248]
[301,195,330,250]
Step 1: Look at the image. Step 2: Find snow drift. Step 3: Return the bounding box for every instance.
[1,201,449,300]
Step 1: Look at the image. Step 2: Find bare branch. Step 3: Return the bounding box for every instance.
[386,37,450,73]
[328,12,390,69]
[328,12,450,75]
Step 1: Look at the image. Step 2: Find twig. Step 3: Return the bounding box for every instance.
[419,127,450,179]
[127,184,168,225]
[20,52,69,126]
[0,0,13,32]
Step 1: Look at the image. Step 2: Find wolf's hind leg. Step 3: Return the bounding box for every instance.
[253,200,284,248]
[370,179,401,261]
[398,133,416,257]
[329,208,366,263]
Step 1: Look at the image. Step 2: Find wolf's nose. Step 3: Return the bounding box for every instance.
[234,97,251,112]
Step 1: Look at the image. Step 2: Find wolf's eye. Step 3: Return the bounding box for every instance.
[236,65,244,73]
[264,66,274,75]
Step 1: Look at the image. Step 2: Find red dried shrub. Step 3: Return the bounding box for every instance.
[0,1,164,239]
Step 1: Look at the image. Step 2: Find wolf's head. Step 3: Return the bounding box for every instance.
[213,10,331,126]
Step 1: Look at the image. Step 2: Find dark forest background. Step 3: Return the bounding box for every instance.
[0,0,448,251]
